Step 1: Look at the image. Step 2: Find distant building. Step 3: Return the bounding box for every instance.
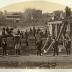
[23,9,43,26]
[4,12,22,27]
[0,9,66,28]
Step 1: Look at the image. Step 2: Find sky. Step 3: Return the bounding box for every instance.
[0,0,26,8]
[0,0,67,8]
[0,0,72,12]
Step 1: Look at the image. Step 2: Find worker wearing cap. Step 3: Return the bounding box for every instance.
[53,40,59,56]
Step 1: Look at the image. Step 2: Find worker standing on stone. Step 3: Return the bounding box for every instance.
[1,38,7,56]
[53,40,59,56]
[25,30,28,46]
[15,42,21,55]
[36,38,43,56]
[65,39,71,56]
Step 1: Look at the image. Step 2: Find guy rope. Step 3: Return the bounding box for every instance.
[42,20,69,53]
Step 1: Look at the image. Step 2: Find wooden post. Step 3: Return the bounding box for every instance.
[52,24,55,38]
[54,24,57,38]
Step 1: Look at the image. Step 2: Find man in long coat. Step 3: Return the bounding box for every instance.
[53,40,59,56]
[36,38,43,56]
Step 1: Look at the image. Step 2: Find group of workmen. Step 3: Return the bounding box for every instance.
[36,38,71,56]
[0,27,71,56]
[0,27,48,56]
[52,39,71,56]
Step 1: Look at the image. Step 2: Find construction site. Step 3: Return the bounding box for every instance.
[0,6,72,69]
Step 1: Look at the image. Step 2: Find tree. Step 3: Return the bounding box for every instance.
[65,6,71,18]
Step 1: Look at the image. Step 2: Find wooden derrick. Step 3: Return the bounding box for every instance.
[42,20,69,53]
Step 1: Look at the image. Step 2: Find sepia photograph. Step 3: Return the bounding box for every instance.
[0,0,72,69]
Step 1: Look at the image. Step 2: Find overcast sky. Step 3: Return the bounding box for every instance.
[0,0,72,13]
[0,0,70,8]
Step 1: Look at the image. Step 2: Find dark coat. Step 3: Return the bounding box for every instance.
[66,41,71,49]
[53,41,58,50]
[36,40,43,50]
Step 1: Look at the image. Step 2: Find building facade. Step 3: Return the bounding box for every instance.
[4,12,22,28]
[23,9,43,26]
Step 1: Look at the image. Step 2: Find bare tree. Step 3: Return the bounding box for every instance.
[65,6,71,18]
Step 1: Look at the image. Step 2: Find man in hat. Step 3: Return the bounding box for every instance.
[1,38,7,56]
[36,38,43,56]
[53,40,59,56]
[65,39,71,55]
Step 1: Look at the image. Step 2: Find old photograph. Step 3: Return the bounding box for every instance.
[0,0,72,69]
